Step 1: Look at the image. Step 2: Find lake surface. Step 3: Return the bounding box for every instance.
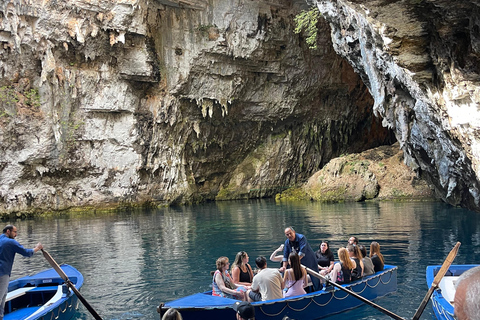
[8,199,480,320]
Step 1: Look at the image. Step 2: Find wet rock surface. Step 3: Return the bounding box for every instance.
[0,0,394,215]
[277,143,434,203]
[315,0,480,211]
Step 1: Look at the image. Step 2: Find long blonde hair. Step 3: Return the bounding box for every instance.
[369,242,384,264]
[338,248,355,270]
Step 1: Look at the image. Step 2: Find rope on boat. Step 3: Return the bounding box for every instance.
[431,298,454,320]
[311,293,334,307]
[379,271,394,285]
[365,276,381,288]
[43,298,76,320]
[331,290,350,300]
[259,304,288,316]
[258,269,395,317]
[287,299,314,312]
[60,301,69,313]
[349,281,368,295]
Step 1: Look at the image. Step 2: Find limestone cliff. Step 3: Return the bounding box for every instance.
[314,0,480,211]
[0,0,394,215]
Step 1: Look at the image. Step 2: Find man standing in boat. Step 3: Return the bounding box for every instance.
[279,227,321,291]
[0,225,43,320]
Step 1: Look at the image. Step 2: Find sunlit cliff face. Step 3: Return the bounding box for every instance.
[315,0,480,211]
[0,0,395,215]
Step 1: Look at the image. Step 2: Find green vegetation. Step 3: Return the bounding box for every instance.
[0,86,41,121]
[24,88,40,108]
[60,116,84,151]
[275,187,310,202]
[0,86,19,105]
[294,7,321,50]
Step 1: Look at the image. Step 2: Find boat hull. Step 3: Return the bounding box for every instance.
[161,265,397,320]
[4,264,84,320]
[426,264,479,320]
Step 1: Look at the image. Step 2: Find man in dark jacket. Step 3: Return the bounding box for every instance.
[279,226,320,291]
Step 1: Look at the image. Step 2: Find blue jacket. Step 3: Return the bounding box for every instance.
[283,233,320,290]
[283,233,318,272]
[0,234,34,276]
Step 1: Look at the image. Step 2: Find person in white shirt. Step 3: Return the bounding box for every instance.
[247,256,283,302]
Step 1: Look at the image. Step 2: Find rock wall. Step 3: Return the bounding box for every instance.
[0,0,394,215]
[315,0,480,211]
[277,142,434,202]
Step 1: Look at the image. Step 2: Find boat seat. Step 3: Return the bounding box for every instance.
[4,306,41,320]
[5,287,35,302]
[29,286,62,292]
[25,286,64,319]
[4,286,64,320]
[438,276,459,304]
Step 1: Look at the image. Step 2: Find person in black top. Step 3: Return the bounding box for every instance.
[315,241,334,275]
[231,251,254,286]
[346,244,364,281]
[369,241,385,272]
[329,247,354,284]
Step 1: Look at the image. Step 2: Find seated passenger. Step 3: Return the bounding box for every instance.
[315,241,334,276]
[231,251,254,286]
[346,244,364,281]
[370,241,385,272]
[358,244,374,276]
[283,252,308,298]
[212,256,246,300]
[329,248,355,284]
[348,236,359,246]
[247,256,283,302]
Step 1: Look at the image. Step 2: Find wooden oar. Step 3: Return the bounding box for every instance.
[303,265,405,320]
[42,249,103,320]
[412,241,461,320]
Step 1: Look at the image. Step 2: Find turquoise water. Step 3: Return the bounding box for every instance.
[8,200,480,320]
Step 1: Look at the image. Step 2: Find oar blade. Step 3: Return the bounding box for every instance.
[412,242,461,320]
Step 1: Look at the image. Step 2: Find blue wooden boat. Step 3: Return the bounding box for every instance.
[159,264,397,320]
[4,264,83,320]
[426,264,479,320]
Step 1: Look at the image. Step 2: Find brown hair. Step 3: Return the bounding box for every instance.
[288,252,303,281]
[216,256,229,271]
[369,242,384,264]
[346,244,362,259]
[161,308,183,320]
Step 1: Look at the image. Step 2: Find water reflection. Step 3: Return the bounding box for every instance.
[7,200,480,320]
